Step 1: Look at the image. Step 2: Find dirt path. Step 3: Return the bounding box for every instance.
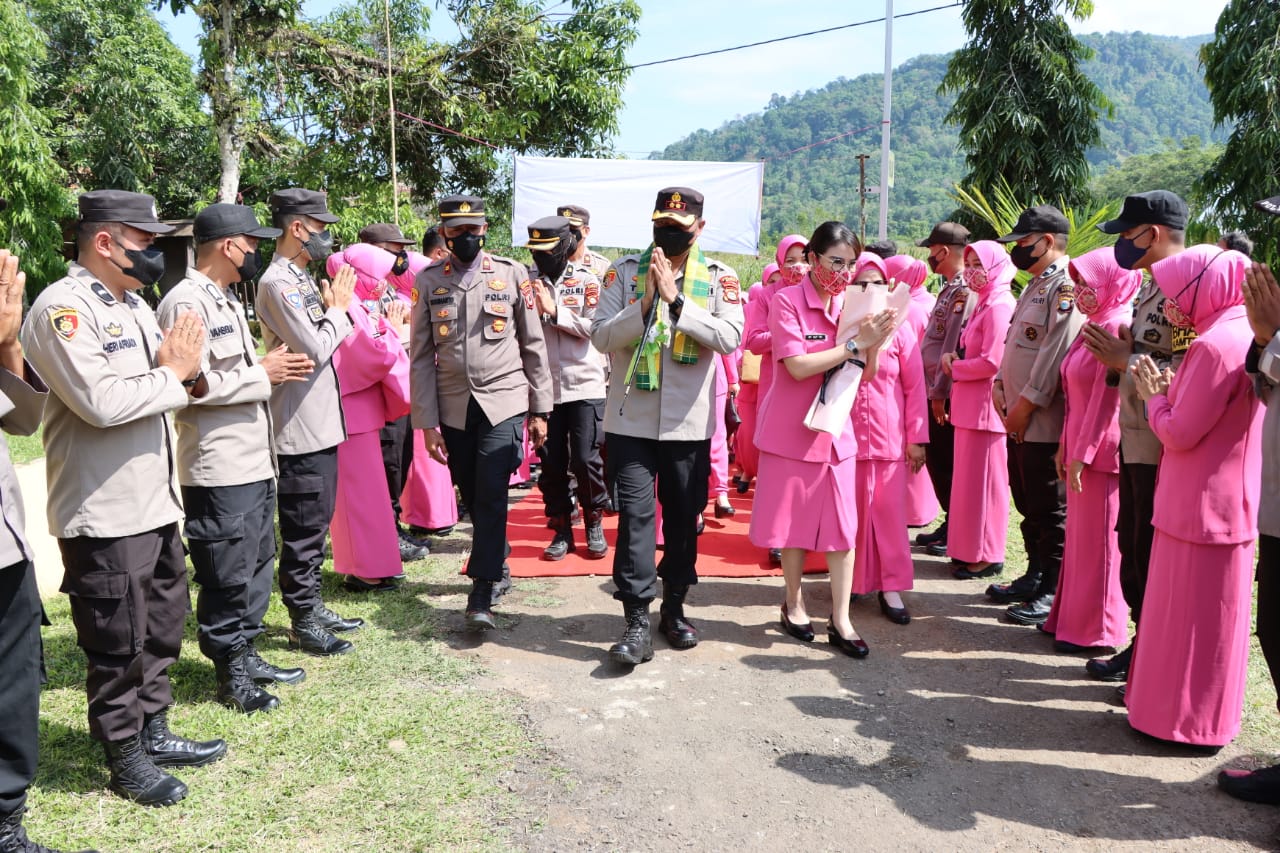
[440,549,1280,851]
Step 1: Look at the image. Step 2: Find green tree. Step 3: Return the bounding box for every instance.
[1088,137,1221,214]
[940,0,1111,207]
[1198,0,1280,265]
[0,0,73,294]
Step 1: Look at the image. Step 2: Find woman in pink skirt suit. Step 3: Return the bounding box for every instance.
[1127,245,1263,749]
[850,253,929,624]
[885,254,940,527]
[940,241,1016,574]
[734,262,779,492]
[749,222,895,657]
[1042,247,1141,652]
[325,245,413,591]
[705,350,740,521]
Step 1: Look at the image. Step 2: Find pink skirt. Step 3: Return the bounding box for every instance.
[906,464,940,527]
[853,458,914,594]
[735,384,760,480]
[1043,467,1127,648]
[400,430,460,530]
[509,424,533,485]
[750,449,858,552]
[709,392,730,498]
[331,430,402,578]
[947,427,1008,564]
[1126,531,1255,746]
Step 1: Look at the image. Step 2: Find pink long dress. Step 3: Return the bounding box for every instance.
[708,351,739,500]
[1126,246,1263,747]
[1042,249,1140,648]
[886,255,940,526]
[946,242,1016,564]
[851,290,928,595]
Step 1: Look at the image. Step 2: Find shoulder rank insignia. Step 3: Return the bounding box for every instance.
[481,254,493,273]
[51,308,79,341]
[443,262,452,276]
[89,282,115,305]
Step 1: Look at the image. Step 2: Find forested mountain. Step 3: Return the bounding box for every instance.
[658,33,1225,243]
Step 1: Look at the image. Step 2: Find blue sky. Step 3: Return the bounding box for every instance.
[157,0,1229,155]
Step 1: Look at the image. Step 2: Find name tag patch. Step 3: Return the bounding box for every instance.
[805,333,827,341]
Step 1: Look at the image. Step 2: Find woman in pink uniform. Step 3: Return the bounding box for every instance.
[1127,245,1263,749]
[885,254,940,527]
[750,222,894,657]
[850,253,928,624]
[941,241,1016,575]
[734,262,779,493]
[1042,248,1140,652]
[705,350,740,521]
[325,244,412,591]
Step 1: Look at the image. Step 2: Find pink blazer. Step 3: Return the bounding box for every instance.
[949,293,1015,433]
[853,323,928,462]
[743,281,781,394]
[1060,335,1121,473]
[334,301,410,434]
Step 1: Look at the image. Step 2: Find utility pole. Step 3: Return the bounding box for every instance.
[878,0,893,240]
[856,153,870,243]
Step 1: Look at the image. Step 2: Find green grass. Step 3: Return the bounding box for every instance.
[26,550,534,853]
[6,425,43,465]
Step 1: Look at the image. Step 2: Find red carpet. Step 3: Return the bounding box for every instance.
[498,482,832,578]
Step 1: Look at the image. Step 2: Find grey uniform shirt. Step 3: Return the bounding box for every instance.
[158,271,275,488]
[591,252,744,442]
[1113,275,1179,465]
[0,364,47,569]
[255,254,353,455]
[21,264,187,538]
[1249,334,1280,538]
[410,252,553,431]
[922,275,974,400]
[997,258,1083,443]
[583,250,612,280]
[532,262,607,405]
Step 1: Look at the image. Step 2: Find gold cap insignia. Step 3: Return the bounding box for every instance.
[459,201,471,213]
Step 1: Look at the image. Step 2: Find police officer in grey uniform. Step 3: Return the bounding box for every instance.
[158,204,314,714]
[0,241,97,853]
[357,222,430,561]
[983,206,1082,627]
[22,190,226,808]
[915,221,972,557]
[1079,190,1188,681]
[257,188,364,656]
[557,204,612,279]
[591,187,744,666]
[410,195,553,631]
[525,216,609,561]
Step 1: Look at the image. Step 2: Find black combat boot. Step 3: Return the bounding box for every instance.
[103,735,187,807]
[142,708,227,767]
[608,602,653,666]
[245,643,306,686]
[466,580,497,630]
[1006,593,1055,626]
[490,564,512,606]
[542,515,576,561]
[584,510,608,560]
[658,585,699,649]
[986,571,1043,604]
[214,645,280,714]
[312,603,364,632]
[0,808,98,853]
[289,609,354,656]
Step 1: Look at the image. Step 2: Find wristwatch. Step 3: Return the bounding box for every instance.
[181,371,204,389]
[670,293,685,321]
[530,412,551,420]
[845,339,866,369]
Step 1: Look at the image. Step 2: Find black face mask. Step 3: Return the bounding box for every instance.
[235,246,263,283]
[300,227,333,262]
[653,225,695,257]
[532,244,571,283]
[1010,235,1046,272]
[391,250,410,276]
[926,251,943,273]
[449,232,485,264]
[114,241,165,286]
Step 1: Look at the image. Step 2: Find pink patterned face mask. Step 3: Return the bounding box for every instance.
[811,263,853,296]
[962,266,989,292]
[1162,297,1192,329]
[1074,283,1099,315]
[781,262,809,286]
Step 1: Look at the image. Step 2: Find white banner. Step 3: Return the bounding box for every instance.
[512,156,764,255]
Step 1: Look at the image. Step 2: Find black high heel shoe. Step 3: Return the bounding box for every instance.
[826,621,869,658]
[780,604,814,642]
[714,503,736,518]
[877,592,911,625]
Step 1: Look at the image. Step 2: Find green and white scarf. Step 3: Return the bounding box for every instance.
[626,244,712,391]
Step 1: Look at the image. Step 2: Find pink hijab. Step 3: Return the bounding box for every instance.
[1068,247,1141,328]
[1149,244,1251,333]
[884,255,929,293]
[775,234,808,286]
[326,243,397,302]
[963,240,1016,307]
[761,261,780,285]
[854,251,889,282]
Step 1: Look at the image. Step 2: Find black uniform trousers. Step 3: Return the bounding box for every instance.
[539,399,607,517]
[182,479,276,660]
[0,561,41,817]
[925,413,955,515]
[607,433,710,605]
[380,414,414,521]
[1257,535,1280,702]
[441,397,522,583]
[58,524,187,743]
[276,448,338,617]
[1007,440,1066,590]
[1117,460,1158,625]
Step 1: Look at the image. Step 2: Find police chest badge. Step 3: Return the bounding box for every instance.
[104,321,123,338]
[411,287,420,306]
[720,276,741,304]
[1025,326,1039,342]
[433,287,448,296]
[436,309,450,319]
[585,282,600,307]
[51,308,79,341]
[488,280,507,291]
[1143,327,1162,345]
[562,295,580,307]
[519,280,535,310]
[491,318,507,334]
[438,323,450,338]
